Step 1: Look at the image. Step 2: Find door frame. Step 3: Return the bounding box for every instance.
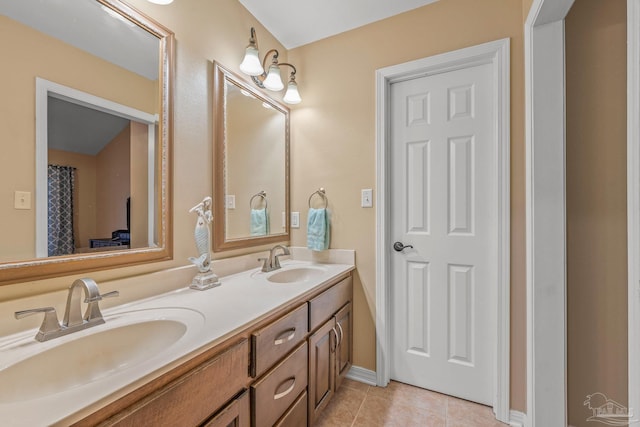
[375,38,511,423]
[627,0,640,420]
[524,1,574,426]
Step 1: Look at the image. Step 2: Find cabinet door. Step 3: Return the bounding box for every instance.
[203,390,249,427]
[334,302,352,391]
[308,318,336,424]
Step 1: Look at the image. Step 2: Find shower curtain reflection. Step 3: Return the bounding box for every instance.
[47,164,75,256]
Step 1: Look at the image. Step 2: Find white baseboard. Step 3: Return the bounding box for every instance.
[346,365,377,386]
[509,410,526,427]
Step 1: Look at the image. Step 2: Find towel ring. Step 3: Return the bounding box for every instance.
[250,191,268,210]
[308,188,328,209]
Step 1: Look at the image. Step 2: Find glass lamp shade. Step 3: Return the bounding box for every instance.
[147,0,173,4]
[239,45,264,76]
[283,80,302,104]
[263,65,284,91]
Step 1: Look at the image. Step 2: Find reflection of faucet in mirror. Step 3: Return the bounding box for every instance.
[259,244,290,272]
[188,197,221,290]
[14,278,119,342]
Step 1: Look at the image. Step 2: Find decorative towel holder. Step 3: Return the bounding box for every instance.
[250,190,268,209]
[308,188,328,208]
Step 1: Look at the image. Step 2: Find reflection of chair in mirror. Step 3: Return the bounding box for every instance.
[250,191,269,236]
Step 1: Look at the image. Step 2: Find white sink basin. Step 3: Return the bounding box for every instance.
[0,307,204,404]
[267,266,327,283]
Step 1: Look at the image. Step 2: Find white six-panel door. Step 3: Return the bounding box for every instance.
[390,62,496,405]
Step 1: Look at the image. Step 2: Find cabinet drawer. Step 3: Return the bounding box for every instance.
[251,342,308,427]
[103,340,249,427]
[309,277,352,331]
[251,303,308,378]
[274,391,307,427]
[203,390,249,427]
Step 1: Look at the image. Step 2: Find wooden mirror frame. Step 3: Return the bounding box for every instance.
[212,62,290,251]
[0,0,174,286]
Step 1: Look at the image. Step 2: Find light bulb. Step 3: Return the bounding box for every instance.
[239,45,264,76]
[263,65,284,91]
[283,80,302,104]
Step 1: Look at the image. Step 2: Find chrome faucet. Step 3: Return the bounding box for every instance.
[15,278,119,342]
[259,245,290,272]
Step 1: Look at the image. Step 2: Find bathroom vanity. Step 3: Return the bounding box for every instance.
[0,256,354,427]
[77,271,353,427]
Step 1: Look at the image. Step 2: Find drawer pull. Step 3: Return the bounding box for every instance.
[336,322,344,347]
[274,328,296,346]
[331,327,338,353]
[273,377,296,400]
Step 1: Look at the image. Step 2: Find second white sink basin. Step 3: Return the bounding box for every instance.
[0,307,204,404]
[267,266,327,283]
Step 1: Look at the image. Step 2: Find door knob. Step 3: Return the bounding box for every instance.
[393,242,413,252]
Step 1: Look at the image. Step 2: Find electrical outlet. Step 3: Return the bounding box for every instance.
[291,212,300,228]
[361,189,373,208]
[14,191,31,210]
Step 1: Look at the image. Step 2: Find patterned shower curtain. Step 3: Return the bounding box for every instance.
[48,165,76,256]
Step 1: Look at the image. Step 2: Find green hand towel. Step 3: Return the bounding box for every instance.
[307,208,329,251]
[250,208,269,236]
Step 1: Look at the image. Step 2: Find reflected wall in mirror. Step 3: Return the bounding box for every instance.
[0,0,174,285]
[213,62,289,251]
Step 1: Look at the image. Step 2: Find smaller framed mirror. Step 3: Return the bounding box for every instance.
[212,62,289,251]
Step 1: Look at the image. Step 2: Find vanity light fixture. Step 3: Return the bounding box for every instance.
[239,27,302,105]
[147,0,174,4]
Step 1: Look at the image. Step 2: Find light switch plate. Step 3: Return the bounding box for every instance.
[14,191,31,210]
[226,195,236,209]
[291,212,300,228]
[361,189,373,208]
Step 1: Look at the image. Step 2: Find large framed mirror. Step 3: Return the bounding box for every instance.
[0,0,174,285]
[212,62,289,251]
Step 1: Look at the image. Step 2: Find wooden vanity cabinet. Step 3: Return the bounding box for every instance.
[77,271,353,427]
[251,303,308,378]
[307,277,353,425]
[251,342,308,427]
[203,390,250,427]
[95,339,250,427]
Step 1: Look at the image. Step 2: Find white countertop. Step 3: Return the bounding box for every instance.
[0,258,354,426]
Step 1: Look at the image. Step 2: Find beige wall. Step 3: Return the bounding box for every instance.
[288,0,527,411]
[0,0,530,413]
[566,1,628,425]
[0,16,156,260]
[130,122,150,249]
[96,126,131,238]
[47,149,98,251]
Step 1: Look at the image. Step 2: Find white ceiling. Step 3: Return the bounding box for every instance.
[1,0,159,80]
[238,0,440,49]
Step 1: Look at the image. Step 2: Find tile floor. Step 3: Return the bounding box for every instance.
[315,379,508,427]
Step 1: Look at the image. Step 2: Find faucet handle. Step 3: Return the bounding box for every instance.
[85,290,119,303]
[15,307,61,342]
[258,257,269,272]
